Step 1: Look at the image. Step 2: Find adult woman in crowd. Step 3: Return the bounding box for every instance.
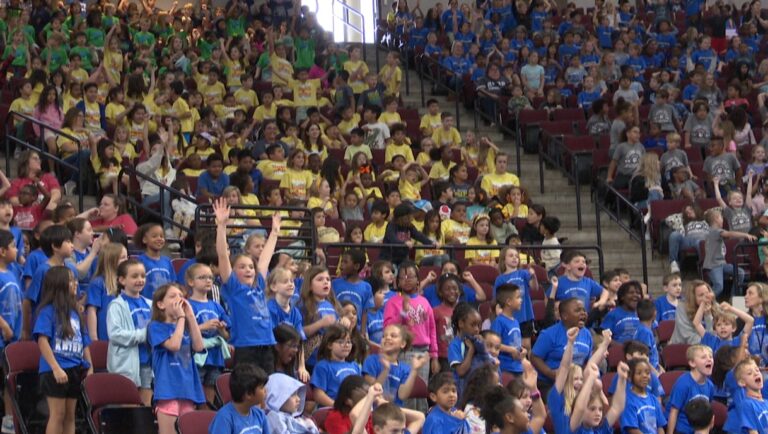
[6,149,61,213]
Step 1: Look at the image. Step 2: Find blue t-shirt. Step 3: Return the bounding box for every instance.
[548,388,571,434]
[493,270,534,323]
[491,313,523,374]
[654,297,677,322]
[739,395,768,433]
[310,359,361,401]
[367,308,384,345]
[685,0,703,15]
[209,402,269,433]
[137,254,175,299]
[120,293,152,365]
[267,299,306,340]
[189,298,230,367]
[25,261,80,310]
[750,316,768,365]
[332,278,373,325]
[723,370,746,433]
[597,25,613,49]
[147,321,205,403]
[608,370,664,397]
[72,248,96,286]
[691,49,717,71]
[33,305,91,372]
[85,276,115,341]
[0,269,22,348]
[174,258,196,285]
[633,324,661,370]
[620,388,667,434]
[448,335,493,394]
[22,248,46,280]
[701,332,741,354]
[548,276,603,312]
[601,307,640,344]
[196,171,230,197]
[220,273,274,347]
[423,283,476,308]
[578,90,602,111]
[532,322,593,385]
[572,420,613,434]
[362,355,411,405]
[9,227,24,263]
[423,406,471,434]
[666,372,714,434]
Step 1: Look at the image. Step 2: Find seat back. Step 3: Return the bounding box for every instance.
[662,343,691,370]
[83,373,144,409]
[312,407,332,432]
[5,341,44,434]
[657,320,675,346]
[90,340,109,372]
[466,264,500,287]
[177,410,216,434]
[97,407,157,434]
[216,373,232,407]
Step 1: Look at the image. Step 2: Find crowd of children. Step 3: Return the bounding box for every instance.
[3,0,768,432]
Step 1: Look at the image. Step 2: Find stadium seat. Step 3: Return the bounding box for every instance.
[659,371,685,395]
[466,264,500,287]
[90,340,109,372]
[607,343,624,371]
[662,344,691,370]
[5,341,46,434]
[82,373,156,434]
[312,407,332,432]
[657,320,675,346]
[216,373,232,407]
[177,410,216,434]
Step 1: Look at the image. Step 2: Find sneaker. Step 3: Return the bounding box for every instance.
[64,180,76,197]
[643,211,651,226]
[670,261,680,273]
[2,415,14,434]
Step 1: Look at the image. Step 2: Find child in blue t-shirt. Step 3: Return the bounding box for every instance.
[684,398,716,433]
[494,247,536,350]
[0,229,22,433]
[569,361,628,434]
[620,358,667,434]
[633,300,662,373]
[577,76,602,112]
[135,223,176,298]
[601,281,641,344]
[694,300,754,354]
[423,372,471,434]
[214,198,280,374]
[33,265,92,434]
[148,283,205,433]
[85,242,127,341]
[107,258,153,406]
[655,273,681,322]
[310,324,362,407]
[548,251,604,312]
[209,363,270,434]
[607,340,666,403]
[666,345,715,434]
[332,250,373,329]
[266,267,308,380]
[365,275,389,349]
[735,358,768,433]
[448,302,493,395]
[187,263,231,407]
[491,283,525,376]
[362,324,425,405]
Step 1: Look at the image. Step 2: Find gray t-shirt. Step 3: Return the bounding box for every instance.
[609,119,627,158]
[613,88,640,105]
[684,113,714,148]
[670,179,700,199]
[723,206,752,233]
[703,227,726,269]
[649,103,678,132]
[704,152,741,184]
[660,149,689,174]
[586,114,611,136]
[613,141,646,176]
[684,220,710,239]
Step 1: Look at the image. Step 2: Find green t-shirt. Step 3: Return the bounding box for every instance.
[85,27,105,48]
[197,38,214,60]
[226,17,245,38]
[70,46,93,70]
[41,46,69,72]
[294,37,316,70]
[133,30,156,47]
[2,44,28,67]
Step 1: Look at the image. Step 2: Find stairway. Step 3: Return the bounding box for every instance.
[381,46,670,294]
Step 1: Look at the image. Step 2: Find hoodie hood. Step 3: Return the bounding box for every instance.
[266,373,307,416]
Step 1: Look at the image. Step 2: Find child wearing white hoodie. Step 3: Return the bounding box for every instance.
[266,373,321,434]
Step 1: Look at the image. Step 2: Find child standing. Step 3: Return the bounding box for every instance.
[86,242,127,341]
[702,208,756,296]
[309,324,362,407]
[210,364,270,433]
[633,300,663,373]
[134,223,176,299]
[423,372,471,434]
[655,273,681,322]
[187,263,231,407]
[363,324,426,405]
[666,345,715,434]
[266,267,308,381]
[465,214,499,266]
[548,251,604,313]
[491,284,526,378]
[107,259,153,406]
[620,358,667,433]
[0,229,20,434]
[34,266,93,434]
[694,300,754,353]
[214,198,280,373]
[332,250,373,330]
[149,284,205,434]
[365,276,389,350]
[494,247,537,350]
[600,280,642,343]
[539,216,562,273]
[447,302,492,395]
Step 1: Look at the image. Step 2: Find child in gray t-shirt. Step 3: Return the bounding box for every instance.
[702,208,755,296]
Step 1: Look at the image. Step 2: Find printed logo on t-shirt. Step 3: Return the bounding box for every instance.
[55,316,84,359]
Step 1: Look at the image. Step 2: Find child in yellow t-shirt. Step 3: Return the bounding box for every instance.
[431,112,462,148]
[416,137,436,168]
[337,106,361,135]
[198,68,226,106]
[398,162,429,202]
[222,43,245,91]
[251,90,277,123]
[364,200,389,243]
[104,86,129,128]
[343,44,369,94]
[307,178,339,218]
[377,96,403,127]
[256,143,288,181]
[281,124,304,150]
[279,149,314,201]
[9,80,35,127]
[378,51,402,98]
[234,74,259,111]
[442,202,471,245]
[500,185,529,219]
[385,123,414,163]
[465,214,500,266]
[419,99,442,137]
[291,68,321,121]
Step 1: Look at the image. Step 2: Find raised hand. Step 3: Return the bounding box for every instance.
[617,361,629,379]
[566,327,579,342]
[212,197,230,226]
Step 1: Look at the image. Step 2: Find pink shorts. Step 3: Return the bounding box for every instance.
[154,399,196,417]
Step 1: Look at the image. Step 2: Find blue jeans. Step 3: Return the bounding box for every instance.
[635,189,664,210]
[142,191,171,225]
[706,264,745,296]
[668,232,701,263]
[62,150,91,184]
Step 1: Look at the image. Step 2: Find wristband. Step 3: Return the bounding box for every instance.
[530,390,541,400]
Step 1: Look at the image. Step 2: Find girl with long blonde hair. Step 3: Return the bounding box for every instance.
[85,242,128,341]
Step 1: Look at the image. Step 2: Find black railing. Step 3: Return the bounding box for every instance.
[118,164,196,234]
[4,111,85,211]
[194,203,318,262]
[418,54,463,130]
[594,179,648,285]
[731,241,768,296]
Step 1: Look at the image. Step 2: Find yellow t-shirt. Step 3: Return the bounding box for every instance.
[279,168,314,199]
[105,102,126,123]
[307,196,335,215]
[257,159,287,181]
[234,88,259,109]
[224,165,237,175]
[420,113,442,134]
[467,146,496,171]
[364,222,386,243]
[431,127,462,148]
[291,79,321,107]
[62,93,78,114]
[481,172,521,198]
[113,142,137,162]
[199,81,226,105]
[185,146,216,160]
[416,152,431,167]
[57,127,89,159]
[429,161,455,180]
[70,68,89,83]
[378,111,402,127]
[171,97,193,132]
[338,114,361,134]
[241,193,260,207]
[127,121,147,145]
[223,58,244,88]
[270,53,294,87]
[103,48,123,85]
[213,103,245,120]
[9,96,34,123]
[378,64,402,97]
[385,142,414,164]
[415,230,445,262]
[464,237,499,264]
[183,168,205,177]
[398,178,420,201]
[252,103,277,122]
[502,203,529,219]
[297,140,329,161]
[344,59,369,94]
[281,136,304,150]
[442,219,471,244]
[82,100,102,131]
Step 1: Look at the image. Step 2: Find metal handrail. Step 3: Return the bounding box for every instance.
[4,111,85,210]
[537,132,590,230]
[731,241,768,296]
[594,179,648,284]
[418,54,464,130]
